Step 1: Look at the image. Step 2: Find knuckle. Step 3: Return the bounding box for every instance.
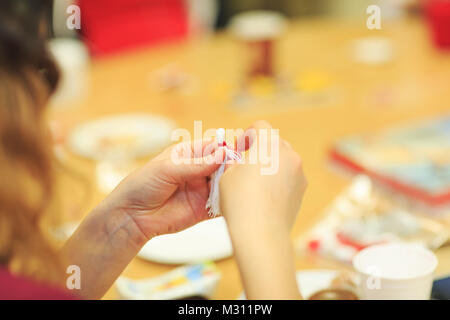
[297,156,303,168]
[291,153,303,169]
[253,120,271,129]
[163,157,176,168]
[302,175,308,190]
[282,139,292,149]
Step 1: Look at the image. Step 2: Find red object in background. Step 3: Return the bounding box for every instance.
[0,268,76,300]
[336,232,384,252]
[425,0,450,49]
[247,40,274,78]
[307,239,321,251]
[78,0,189,56]
[329,148,450,207]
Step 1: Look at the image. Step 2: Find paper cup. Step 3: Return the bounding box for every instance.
[353,243,438,300]
[229,11,286,79]
[229,10,285,42]
[48,38,89,106]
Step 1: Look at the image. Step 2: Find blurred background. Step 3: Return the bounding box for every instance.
[45,0,450,299]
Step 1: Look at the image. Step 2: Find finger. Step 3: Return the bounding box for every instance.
[224,159,239,170]
[235,120,273,152]
[235,129,255,152]
[171,139,218,160]
[251,120,273,131]
[189,138,219,158]
[282,139,292,149]
[168,148,225,182]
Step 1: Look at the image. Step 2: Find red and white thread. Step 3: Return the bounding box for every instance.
[206,128,242,217]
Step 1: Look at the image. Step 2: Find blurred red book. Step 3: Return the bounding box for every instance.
[78,0,188,56]
[330,116,450,207]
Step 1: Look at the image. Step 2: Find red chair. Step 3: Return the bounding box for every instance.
[425,0,450,50]
[78,0,189,56]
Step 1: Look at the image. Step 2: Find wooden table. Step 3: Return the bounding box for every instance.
[49,17,450,299]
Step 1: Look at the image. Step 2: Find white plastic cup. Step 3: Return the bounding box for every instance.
[229,10,286,42]
[353,243,438,300]
[48,38,89,106]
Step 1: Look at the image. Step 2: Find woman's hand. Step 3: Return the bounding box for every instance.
[219,120,307,299]
[220,120,307,234]
[63,121,306,300]
[62,139,224,299]
[104,139,225,240]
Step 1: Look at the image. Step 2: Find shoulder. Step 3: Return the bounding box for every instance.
[0,267,77,300]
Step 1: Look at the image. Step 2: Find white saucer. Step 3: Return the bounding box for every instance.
[138,217,233,264]
[68,113,175,160]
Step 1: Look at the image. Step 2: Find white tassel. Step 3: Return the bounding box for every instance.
[206,128,242,217]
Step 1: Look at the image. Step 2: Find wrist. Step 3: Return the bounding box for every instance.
[227,216,299,299]
[225,212,290,240]
[93,199,149,251]
[226,216,292,256]
[61,200,149,299]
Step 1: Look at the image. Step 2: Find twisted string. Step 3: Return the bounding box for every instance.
[206,146,242,217]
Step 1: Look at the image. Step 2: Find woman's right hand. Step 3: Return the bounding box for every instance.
[219,120,307,299]
[220,121,307,234]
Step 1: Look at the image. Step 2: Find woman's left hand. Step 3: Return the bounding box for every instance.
[63,139,224,299]
[103,139,224,240]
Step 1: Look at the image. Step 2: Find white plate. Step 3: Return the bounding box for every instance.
[238,269,339,300]
[352,37,394,65]
[138,217,233,264]
[68,113,175,160]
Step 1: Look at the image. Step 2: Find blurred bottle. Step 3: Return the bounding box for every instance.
[229,11,286,81]
[187,0,219,36]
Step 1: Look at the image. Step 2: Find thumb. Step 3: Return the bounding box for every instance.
[169,148,225,182]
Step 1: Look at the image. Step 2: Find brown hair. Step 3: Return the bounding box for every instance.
[0,0,65,284]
